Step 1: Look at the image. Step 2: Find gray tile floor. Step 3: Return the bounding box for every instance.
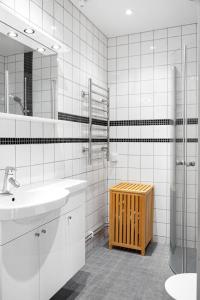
[52,241,173,300]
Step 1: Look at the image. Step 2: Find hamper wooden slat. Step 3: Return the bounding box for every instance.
[109,182,154,256]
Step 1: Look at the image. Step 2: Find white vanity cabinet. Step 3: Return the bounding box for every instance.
[66,204,85,279]
[39,216,67,300]
[0,228,40,300]
[0,184,86,300]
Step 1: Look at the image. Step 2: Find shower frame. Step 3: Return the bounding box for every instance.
[170,45,197,274]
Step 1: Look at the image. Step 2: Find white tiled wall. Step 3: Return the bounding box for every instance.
[107,24,198,246]
[0,54,24,114]
[5,54,24,115]
[0,0,108,240]
[0,55,4,112]
[32,52,57,118]
[0,0,198,248]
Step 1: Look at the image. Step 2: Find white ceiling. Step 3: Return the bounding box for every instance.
[71,0,197,37]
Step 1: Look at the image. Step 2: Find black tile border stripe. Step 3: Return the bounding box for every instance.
[110,138,198,143]
[24,52,33,116]
[176,138,198,143]
[0,138,88,145]
[58,112,107,126]
[0,138,109,145]
[110,118,198,126]
[110,138,173,143]
[0,137,197,145]
[110,119,173,126]
[58,113,198,128]
[176,118,198,125]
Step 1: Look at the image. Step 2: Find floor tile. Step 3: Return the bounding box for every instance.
[52,241,173,300]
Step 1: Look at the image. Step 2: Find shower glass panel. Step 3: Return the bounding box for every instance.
[170,44,197,274]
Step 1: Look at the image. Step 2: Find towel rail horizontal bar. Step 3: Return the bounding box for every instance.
[92,114,108,120]
[92,135,107,139]
[84,78,109,164]
[92,106,107,113]
[82,146,108,153]
[91,89,108,99]
[92,82,109,93]
[82,97,108,105]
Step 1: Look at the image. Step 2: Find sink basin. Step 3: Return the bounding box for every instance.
[0,185,69,221]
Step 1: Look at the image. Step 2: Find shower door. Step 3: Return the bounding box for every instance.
[169,45,197,274]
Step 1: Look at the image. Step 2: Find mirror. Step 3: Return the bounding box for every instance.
[0,5,70,120]
[0,32,57,119]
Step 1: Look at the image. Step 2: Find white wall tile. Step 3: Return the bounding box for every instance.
[16,145,30,167]
[0,145,15,169]
[0,118,15,137]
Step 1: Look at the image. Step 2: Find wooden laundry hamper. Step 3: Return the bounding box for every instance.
[109,182,154,255]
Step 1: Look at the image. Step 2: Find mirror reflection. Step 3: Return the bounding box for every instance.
[0,32,57,119]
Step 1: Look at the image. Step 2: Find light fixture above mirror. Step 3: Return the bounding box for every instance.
[7,31,18,38]
[24,28,35,34]
[0,5,70,56]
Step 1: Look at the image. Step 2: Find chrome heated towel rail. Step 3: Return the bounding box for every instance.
[82,78,110,164]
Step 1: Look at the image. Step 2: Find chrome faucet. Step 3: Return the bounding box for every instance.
[1,166,21,195]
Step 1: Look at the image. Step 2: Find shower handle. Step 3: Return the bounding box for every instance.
[176,160,184,166]
[185,161,195,167]
[176,160,195,167]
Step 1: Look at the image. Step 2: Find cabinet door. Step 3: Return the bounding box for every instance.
[66,204,85,279]
[39,216,67,300]
[0,231,40,300]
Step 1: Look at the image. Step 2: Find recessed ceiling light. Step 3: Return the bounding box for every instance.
[126,9,133,16]
[37,47,46,54]
[7,31,18,38]
[150,46,156,50]
[51,44,61,50]
[24,28,35,34]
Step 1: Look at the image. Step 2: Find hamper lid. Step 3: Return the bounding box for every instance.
[110,182,153,194]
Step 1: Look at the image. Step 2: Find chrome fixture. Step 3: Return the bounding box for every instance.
[1,167,20,195]
[51,80,57,119]
[24,28,35,34]
[81,78,110,164]
[4,70,9,113]
[176,160,184,166]
[176,160,195,167]
[186,161,195,167]
[169,45,196,275]
[125,9,133,15]
[7,31,18,38]
[9,95,29,115]
[11,95,24,112]
[37,47,46,54]
[51,44,61,50]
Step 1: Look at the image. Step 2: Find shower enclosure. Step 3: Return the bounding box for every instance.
[170,44,198,274]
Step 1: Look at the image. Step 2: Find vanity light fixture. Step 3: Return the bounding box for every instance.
[37,47,46,53]
[7,31,18,38]
[24,28,35,34]
[51,44,61,50]
[125,9,133,15]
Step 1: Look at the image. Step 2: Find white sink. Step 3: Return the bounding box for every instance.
[0,185,69,221]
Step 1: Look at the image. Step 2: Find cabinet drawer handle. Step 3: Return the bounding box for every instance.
[35,233,40,237]
[68,216,72,220]
[41,229,46,234]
